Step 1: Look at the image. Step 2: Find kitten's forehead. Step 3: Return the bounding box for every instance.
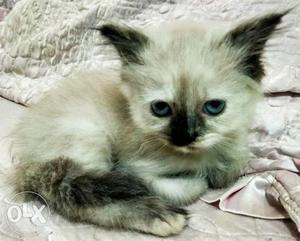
[140,19,259,105]
[172,73,205,108]
[143,68,240,108]
[144,72,206,107]
[143,22,236,81]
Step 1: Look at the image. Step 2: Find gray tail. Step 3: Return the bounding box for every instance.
[12,158,150,212]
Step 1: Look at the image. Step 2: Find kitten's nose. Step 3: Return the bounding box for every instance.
[170,113,203,147]
[188,128,199,139]
[171,124,200,146]
[171,130,198,146]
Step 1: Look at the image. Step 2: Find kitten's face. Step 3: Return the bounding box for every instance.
[122,35,260,153]
[99,13,285,153]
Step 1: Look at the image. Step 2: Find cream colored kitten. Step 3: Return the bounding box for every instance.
[11,12,286,236]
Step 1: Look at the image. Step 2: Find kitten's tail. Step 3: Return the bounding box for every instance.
[10,158,188,237]
[12,158,149,211]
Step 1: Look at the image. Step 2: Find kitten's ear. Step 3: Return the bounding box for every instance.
[225,11,288,81]
[97,24,149,65]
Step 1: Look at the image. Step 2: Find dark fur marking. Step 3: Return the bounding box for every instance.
[226,12,288,81]
[169,110,204,146]
[96,24,149,64]
[160,170,197,178]
[65,171,150,206]
[168,74,206,146]
[15,158,150,207]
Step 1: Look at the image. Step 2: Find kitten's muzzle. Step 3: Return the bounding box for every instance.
[171,129,199,146]
[169,114,203,147]
[173,136,198,147]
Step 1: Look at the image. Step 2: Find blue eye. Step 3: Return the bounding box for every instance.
[151,100,172,117]
[203,99,226,116]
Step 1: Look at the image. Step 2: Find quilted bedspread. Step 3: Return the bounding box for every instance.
[0,0,299,240]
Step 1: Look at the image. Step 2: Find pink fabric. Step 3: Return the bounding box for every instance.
[267,160,300,231]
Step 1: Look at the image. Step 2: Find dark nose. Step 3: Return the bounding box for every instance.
[171,130,198,146]
[170,114,201,147]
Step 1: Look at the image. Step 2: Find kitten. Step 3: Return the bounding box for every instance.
[11,12,286,236]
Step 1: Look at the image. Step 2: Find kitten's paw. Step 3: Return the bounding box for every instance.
[148,209,188,237]
[136,200,188,236]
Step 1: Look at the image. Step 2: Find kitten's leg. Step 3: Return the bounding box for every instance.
[206,158,244,189]
[150,176,208,206]
[13,158,188,237]
[206,143,248,189]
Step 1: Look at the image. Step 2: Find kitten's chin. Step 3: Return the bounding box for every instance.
[172,145,202,154]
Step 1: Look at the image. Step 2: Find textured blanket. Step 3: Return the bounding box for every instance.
[0,0,299,236]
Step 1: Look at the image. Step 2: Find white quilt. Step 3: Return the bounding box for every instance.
[0,0,299,105]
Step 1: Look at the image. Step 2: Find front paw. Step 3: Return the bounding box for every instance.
[135,198,188,236]
[149,209,187,236]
